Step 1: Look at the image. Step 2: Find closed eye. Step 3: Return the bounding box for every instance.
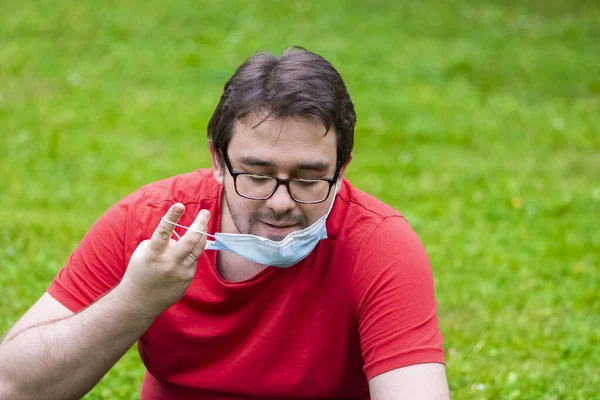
[247,175,273,183]
[294,180,321,188]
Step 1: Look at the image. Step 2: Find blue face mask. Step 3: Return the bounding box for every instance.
[162,185,337,268]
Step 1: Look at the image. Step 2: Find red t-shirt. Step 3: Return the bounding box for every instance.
[48,169,444,399]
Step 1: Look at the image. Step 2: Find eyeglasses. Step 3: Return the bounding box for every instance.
[222,150,340,204]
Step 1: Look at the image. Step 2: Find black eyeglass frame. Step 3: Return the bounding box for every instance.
[222,149,342,204]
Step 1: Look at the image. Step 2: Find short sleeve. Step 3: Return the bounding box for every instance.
[351,216,444,379]
[47,189,149,312]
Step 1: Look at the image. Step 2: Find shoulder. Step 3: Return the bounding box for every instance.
[137,169,220,206]
[327,178,432,299]
[328,178,409,245]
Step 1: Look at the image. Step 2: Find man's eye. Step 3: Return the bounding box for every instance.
[295,180,319,188]
[249,175,272,184]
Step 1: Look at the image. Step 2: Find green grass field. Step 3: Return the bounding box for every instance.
[1,1,599,398]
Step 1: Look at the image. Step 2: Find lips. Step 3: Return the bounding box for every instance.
[262,221,296,228]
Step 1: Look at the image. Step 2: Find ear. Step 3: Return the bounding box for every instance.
[208,141,225,185]
[336,152,353,184]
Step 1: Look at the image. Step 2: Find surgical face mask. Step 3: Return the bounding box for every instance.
[162,184,337,268]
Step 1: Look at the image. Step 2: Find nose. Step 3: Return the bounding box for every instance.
[266,182,296,213]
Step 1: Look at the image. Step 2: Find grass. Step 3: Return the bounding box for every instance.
[1,0,599,398]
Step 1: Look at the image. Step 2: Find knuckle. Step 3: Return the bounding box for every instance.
[159,262,178,279]
[184,238,197,250]
[162,265,192,284]
[144,251,157,264]
[157,228,171,241]
[180,269,195,283]
[161,266,175,278]
[178,272,193,284]
[141,243,157,261]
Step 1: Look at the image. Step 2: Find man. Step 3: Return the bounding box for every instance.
[0,47,449,399]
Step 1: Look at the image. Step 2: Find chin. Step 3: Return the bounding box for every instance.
[264,233,288,242]
[256,228,291,242]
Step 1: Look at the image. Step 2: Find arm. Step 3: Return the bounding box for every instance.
[0,286,160,400]
[1,293,74,345]
[351,216,447,397]
[369,363,450,400]
[0,204,210,400]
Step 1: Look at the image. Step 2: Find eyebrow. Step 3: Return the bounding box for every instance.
[239,156,331,172]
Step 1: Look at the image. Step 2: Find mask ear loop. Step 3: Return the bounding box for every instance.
[160,217,217,241]
[325,182,338,216]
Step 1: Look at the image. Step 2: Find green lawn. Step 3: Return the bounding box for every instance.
[1,1,599,398]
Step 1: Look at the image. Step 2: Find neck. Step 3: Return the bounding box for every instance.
[216,251,268,282]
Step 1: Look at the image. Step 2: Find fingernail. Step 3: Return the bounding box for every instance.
[173,203,184,214]
[201,209,210,219]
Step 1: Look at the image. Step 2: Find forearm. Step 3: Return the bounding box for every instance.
[0,284,159,400]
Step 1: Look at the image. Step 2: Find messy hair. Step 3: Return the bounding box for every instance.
[207,46,356,166]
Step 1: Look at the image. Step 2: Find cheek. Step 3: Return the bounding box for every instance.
[302,205,328,225]
[226,184,258,215]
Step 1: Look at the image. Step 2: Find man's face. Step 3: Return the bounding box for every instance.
[211,114,348,241]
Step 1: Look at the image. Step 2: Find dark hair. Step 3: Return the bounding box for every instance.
[207,46,356,167]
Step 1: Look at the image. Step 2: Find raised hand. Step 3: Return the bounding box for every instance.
[119,203,210,315]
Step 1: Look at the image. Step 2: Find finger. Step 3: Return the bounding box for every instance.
[171,209,211,263]
[148,203,185,254]
[187,252,199,263]
[186,234,206,264]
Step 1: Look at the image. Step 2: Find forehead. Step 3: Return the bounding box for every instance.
[227,114,337,167]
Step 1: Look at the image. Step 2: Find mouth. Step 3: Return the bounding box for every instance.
[262,221,296,228]
[260,221,299,236]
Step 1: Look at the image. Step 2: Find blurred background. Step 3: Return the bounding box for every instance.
[1,0,598,398]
